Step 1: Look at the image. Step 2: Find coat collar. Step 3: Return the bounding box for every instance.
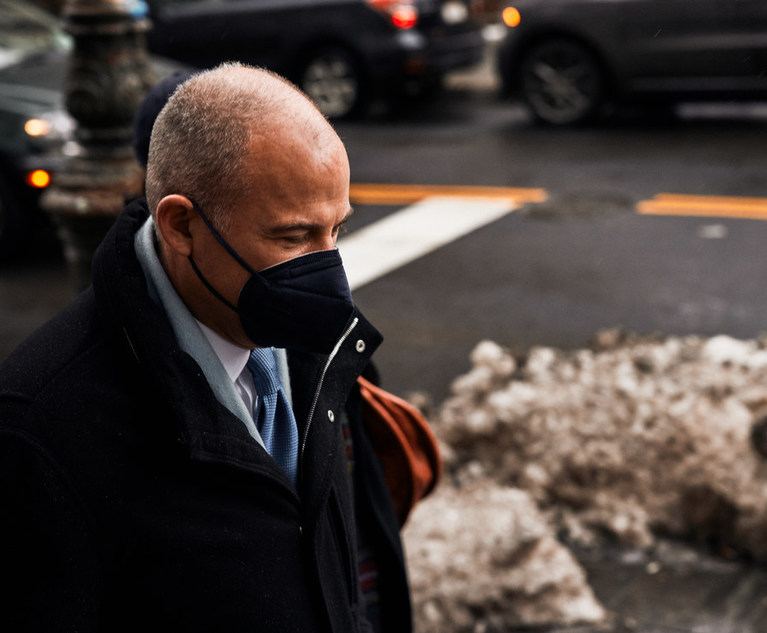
[93,199,273,469]
[133,214,260,443]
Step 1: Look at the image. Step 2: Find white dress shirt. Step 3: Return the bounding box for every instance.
[196,321,257,417]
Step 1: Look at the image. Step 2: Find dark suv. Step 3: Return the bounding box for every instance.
[145,0,485,118]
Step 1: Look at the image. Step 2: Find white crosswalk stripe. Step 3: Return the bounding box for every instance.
[338,196,517,291]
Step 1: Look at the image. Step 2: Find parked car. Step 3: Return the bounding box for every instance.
[496,0,767,125]
[0,0,186,260]
[144,0,486,119]
[0,0,75,258]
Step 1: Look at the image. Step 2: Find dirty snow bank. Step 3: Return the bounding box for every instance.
[404,480,606,632]
[403,331,767,631]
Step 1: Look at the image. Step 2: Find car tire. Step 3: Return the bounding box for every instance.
[519,38,605,125]
[299,47,364,120]
[0,174,29,261]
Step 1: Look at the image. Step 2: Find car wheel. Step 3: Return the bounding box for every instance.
[0,175,29,261]
[299,47,364,119]
[519,38,605,125]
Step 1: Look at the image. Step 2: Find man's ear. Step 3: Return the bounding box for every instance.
[155,195,195,257]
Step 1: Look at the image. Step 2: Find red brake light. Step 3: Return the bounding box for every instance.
[367,0,419,29]
[392,7,417,28]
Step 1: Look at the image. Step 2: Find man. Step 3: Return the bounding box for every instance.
[132,69,191,170]
[0,64,410,632]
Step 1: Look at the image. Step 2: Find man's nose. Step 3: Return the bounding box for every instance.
[319,233,337,251]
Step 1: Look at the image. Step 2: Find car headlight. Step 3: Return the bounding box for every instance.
[502,6,521,28]
[441,1,469,24]
[24,110,75,143]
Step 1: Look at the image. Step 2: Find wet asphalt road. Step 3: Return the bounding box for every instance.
[562,541,767,633]
[334,87,767,406]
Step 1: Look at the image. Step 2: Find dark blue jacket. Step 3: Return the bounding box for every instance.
[0,200,411,632]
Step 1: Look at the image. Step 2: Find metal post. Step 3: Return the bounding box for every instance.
[41,0,155,291]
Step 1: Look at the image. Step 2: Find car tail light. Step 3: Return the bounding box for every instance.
[26,169,52,189]
[367,0,419,29]
[502,6,521,27]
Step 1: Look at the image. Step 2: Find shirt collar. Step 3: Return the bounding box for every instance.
[196,320,251,384]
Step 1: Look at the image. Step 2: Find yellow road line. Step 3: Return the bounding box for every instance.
[638,193,767,220]
[349,183,548,206]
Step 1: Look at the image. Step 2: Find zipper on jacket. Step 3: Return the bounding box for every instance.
[299,317,359,480]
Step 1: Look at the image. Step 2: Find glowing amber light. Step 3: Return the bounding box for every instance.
[502,6,521,27]
[24,118,51,137]
[26,170,51,188]
[392,7,417,28]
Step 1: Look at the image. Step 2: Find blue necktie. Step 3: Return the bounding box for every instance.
[247,348,299,485]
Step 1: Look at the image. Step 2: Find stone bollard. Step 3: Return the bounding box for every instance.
[41,0,155,291]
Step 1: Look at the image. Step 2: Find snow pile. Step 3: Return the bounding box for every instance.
[437,332,767,556]
[404,480,606,632]
[403,331,767,632]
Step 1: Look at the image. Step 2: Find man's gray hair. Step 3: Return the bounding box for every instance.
[145,62,313,232]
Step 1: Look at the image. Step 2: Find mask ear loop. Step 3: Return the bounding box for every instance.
[187,256,239,312]
[186,197,261,312]
[188,198,259,276]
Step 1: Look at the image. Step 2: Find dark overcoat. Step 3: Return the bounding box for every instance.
[0,201,411,632]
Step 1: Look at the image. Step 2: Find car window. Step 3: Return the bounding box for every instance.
[0,0,72,70]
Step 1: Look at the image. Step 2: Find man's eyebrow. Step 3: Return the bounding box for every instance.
[266,206,355,234]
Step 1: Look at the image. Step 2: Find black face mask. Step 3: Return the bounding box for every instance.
[187,199,355,354]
